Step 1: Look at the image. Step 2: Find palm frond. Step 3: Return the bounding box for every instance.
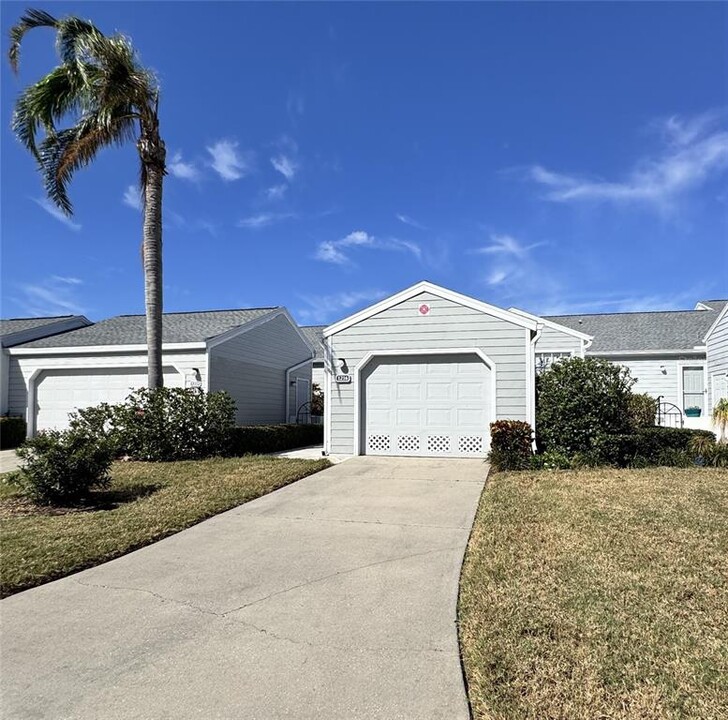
[38,112,137,214]
[8,8,58,72]
[11,65,86,157]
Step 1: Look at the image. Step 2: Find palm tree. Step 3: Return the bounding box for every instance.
[8,9,166,387]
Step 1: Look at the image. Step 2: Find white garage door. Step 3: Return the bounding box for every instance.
[35,367,184,432]
[363,354,491,457]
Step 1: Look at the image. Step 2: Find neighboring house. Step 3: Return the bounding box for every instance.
[1,315,90,416]
[322,281,727,458]
[704,302,728,419]
[531,302,726,431]
[301,325,325,390]
[7,307,314,436]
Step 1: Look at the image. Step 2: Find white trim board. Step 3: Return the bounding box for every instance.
[8,342,206,356]
[323,281,538,338]
[351,347,498,457]
[703,302,728,343]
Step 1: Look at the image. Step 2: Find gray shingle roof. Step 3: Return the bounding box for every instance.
[545,304,727,353]
[17,308,279,348]
[300,325,325,360]
[1,315,91,347]
[697,299,728,312]
[1,316,74,338]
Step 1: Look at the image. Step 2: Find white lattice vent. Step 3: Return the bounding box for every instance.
[368,435,391,452]
[397,435,420,452]
[427,435,451,454]
[459,436,484,454]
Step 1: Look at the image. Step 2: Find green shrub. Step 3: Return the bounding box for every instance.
[628,393,658,429]
[15,429,112,505]
[487,420,533,471]
[228,424,323,455]
[535,357,634,454]
[596,427,716,467]
[311,383,324,417]
[69,388,236,461]
[0,416,27,450]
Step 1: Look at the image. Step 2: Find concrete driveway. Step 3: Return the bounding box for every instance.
[1,456,487,720]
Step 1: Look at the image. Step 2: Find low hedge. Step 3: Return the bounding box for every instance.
[0,416,27,450]
[596,426,716,468]
[229,424,323,455]
[488,420,533,471]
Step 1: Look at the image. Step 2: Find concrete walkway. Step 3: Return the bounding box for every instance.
[0,456,487,719]
[0,448,21,473]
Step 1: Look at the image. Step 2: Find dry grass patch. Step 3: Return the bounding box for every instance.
[0,456,329,597]
[459,467,728,720]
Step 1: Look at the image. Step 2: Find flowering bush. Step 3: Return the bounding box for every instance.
[69,387,236,461]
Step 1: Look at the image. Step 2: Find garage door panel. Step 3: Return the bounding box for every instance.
[35,367,183,432]
[396,383,421,400]
[364,354,490,458]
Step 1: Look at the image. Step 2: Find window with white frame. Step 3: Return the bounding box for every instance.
[535,352,571,374]
[682,366,705,412]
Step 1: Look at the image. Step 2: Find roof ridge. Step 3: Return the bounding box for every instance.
[111,306,280,318]
[546,307,719,318]
[1,314,76,321]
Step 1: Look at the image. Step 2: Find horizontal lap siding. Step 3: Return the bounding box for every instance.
[7,350,207,421]
[707,310,728,414]
[209,314,311,425]
[327,292,529,455]
[602,356,697,407]
[535,325,582,354]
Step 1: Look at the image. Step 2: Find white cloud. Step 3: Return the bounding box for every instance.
[168,151,200,181]
[32,197,81,231]
[297,289,387,324]
[535,288,708,316]
[315,230,421,265]
[396,213,427,230]
[471,233,553,293]
[271,154,298,181]
[265,184,288,201]
[237,212,294,229]
[15,276,86,316]
[122,185,142,211]
[206,139,252,181]
[528,113,728,207]
[473,234,545,258]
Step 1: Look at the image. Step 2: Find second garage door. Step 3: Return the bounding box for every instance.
[362,353,491,457]
[35,367,184,432]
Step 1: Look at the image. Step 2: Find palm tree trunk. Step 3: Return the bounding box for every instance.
[140,132,166,389]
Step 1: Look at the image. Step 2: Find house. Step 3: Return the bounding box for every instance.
[323,282,539,457]
[529,303,726,430]
[301,325,325,391]
[1,315,90,416]
[704,302,728,420]
[6,307,314,436]
[322,281,727,458]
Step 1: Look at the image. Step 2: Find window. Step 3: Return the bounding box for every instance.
[535,352,571,374]
[682,366,705,412]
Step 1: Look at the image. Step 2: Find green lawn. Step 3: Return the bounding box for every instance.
[0,455,329,597]
[459,467,728,720]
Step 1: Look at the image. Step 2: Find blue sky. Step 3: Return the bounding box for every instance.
[2,2,727,325]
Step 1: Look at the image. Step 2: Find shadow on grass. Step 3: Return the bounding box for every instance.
[85,482,163,510]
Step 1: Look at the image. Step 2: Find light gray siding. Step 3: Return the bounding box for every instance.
[326,292,530,455]
[535,325,583,355]
[208,313,312,425]
[706,306,728,415]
